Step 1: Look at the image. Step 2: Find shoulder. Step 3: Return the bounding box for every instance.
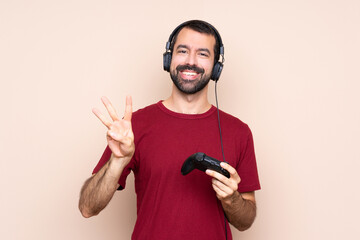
[218,109,252,136]
[132,102,159,118]
[131,102,162,128]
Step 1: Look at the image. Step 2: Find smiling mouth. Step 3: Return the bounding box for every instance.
[179,70,200,80]
[182,71,198,76]
[176,65,204,80]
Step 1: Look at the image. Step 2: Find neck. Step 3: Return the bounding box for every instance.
[163,84,211,114]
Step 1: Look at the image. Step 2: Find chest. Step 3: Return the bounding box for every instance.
[133,118,239,185]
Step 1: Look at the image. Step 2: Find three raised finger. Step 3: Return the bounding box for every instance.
[93,96,133,129]
[101,96,120,121]
[92,108,112,128]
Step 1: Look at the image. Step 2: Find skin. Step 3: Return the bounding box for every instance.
[206,165,257,231]
[79,27,257,231]
[78,96,132,217]
[163,28,215,114]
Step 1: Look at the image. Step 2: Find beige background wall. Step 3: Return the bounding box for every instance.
[1,0,359,239]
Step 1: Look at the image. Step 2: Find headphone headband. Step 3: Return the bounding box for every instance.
[165,20,224,59]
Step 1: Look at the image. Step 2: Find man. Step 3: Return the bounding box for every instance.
[79,20,260,240]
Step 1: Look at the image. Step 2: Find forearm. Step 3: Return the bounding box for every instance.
[78,155,128,218]
[221,191,257,231]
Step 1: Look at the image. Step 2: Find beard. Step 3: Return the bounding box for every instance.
[170,64,211,94]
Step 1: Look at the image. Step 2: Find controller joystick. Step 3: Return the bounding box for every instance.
[181,152,230,178]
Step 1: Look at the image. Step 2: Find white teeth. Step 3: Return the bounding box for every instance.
[183,72,197,76]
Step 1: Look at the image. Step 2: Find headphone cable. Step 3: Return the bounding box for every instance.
[215,81,226,163]
[215,81,228,240]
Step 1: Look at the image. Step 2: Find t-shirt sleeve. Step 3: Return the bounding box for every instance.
[92,145,134,190]
[236,128,261,193]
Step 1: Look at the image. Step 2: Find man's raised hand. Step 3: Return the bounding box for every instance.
[92,96,135,160]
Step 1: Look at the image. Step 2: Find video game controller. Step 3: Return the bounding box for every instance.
[181,152,230,178]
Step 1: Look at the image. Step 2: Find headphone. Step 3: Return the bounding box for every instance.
[163,20,225,82]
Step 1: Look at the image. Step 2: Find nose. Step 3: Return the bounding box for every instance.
[185,51,198,66]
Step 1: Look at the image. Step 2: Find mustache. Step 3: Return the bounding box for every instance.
[176,64,204,74]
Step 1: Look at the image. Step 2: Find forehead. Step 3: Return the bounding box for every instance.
[174,27,216,52]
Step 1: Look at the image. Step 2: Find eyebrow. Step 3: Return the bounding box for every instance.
[176,44,211,55]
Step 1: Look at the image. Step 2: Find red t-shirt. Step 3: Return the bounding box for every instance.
[93,101,260,240]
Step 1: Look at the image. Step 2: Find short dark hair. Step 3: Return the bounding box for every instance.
[170,20,220,63]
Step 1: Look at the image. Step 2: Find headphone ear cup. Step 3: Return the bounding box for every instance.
[211,62,223,81]
[163,52,172,72]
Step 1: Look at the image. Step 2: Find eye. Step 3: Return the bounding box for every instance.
[199,52,209,57]
[177,49,187,54]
